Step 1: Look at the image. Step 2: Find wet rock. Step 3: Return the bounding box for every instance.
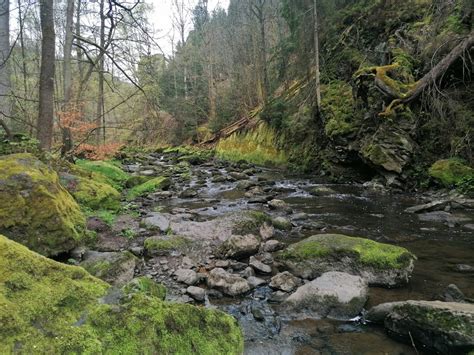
[384,301,474,354]
[292,212,308,221]
[247,276,267,288]
[236,180,256,190]
[276,234,416,287]
[179,188,198,198]
[454,264,474,273]
[229,172,247,180]
[186,286,206,302]
[141,213,170,232]
[218,234,260,259]
[207,268,251,296]
[242,266,255,278]
[269,272,302,292]
[259,222,275,241]
[283,272,368,320]
[251,305,266,322]
[404,200,449,214]
[310,186,336,195]
[87,217,109,232]
[249,256,272,274]
[269,291,288,303]
[261,240,285,253]
[211,175,227,183]
[272,216,292,231]
[268,199,288,210]
[418,211,470,226]
[438,284,466,303]
[248,196,268,204]
[151,190,173,199]
[80,251,138,286]
[215,260,230,268]
[175,269,199,285]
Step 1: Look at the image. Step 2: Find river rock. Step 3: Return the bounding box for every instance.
[259,223,275,241]
[0,153,86,256]
[276,234,416,287]
[207,268,251,296]
[175,269,199,285]
[141,213,170,232]
[383,301,474,354]
[186,286,206,302]
[249,256,272,274]
[247,276,267,288]
[180,188,198,198]
[80,251,139,286]
[283,271,368,319]
[236,180,256,190]
[404,200,449,214]
[272,216,292,231]
[218,234,260,259]
[269,272,302,292]
[229,172,247,180]
[261,240,285,252]
[418,211,470,226]
[268,199,288,210]
[438,284,466,303]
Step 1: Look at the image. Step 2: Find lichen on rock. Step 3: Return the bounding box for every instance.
[0,153,87,256]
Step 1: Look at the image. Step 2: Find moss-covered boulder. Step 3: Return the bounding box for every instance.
[429,159,474,186]
[75,160,129,190]
[127,176,171,200]
[59,172,121,211]
[144,235,190,256]
[0,235,244,354]
[0,153,86,256]
[276,234,416,287]
[80,251,139,286]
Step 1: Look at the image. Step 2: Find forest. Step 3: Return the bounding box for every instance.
[0,0,473,354]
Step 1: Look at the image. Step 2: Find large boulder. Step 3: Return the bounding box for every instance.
[283,271,368,320]
[80,251,139,286]
[0,235,243,354]
[369,300,474,354]
[276,234,416,287]
[0,153,86,256]
[207,268,251,296]
[59,172,121,211]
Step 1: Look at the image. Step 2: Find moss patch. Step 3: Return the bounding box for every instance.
[0,235,243,354]
[232,211,271,235]
[59,172,121,211]
[0,153,87,256]
[144,236,191,255]
[278,234,415,270]
[429,159,474,187]
[216,122,287,166]
[322,81,358,138]
[75,160,129,190]
[127,176,171,200]
[123,277,167,300]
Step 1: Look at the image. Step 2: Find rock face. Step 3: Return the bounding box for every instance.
[207,268,251,296]
[59,172,121,211]
[218,234,260,259]
[283,272,368,319]
[80,251,139,286]
[0,235,243,354]
[370,300,474,354]
[0,153,86,256]
[277,234,416,287]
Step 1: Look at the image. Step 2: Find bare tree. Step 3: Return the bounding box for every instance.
[0,0,11,137]
[250,0,269,103]
[172,0,189,99]
[313,0,321,110]
[37,0,56,150]
[96,0,106,144]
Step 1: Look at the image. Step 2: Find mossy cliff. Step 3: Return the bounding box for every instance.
[0,235,244,354]
[0,153,86,256]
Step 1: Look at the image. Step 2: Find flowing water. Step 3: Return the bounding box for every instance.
[134,154,474,354]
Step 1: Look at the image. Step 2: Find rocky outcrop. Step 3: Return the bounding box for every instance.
[368,300,474,354]
[0,153,86,256]
[283,272,368,320]
[276,234,416,287]
[0,234,243,354]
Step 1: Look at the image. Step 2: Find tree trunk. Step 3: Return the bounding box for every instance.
[18,0,28,103]
[0,0,12,137]
[61,0,75,157]
[313,0,321,110]
[37,0,56,151]
[96,0,105,144]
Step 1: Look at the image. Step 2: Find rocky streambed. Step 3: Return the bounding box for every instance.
[63,151,474,354]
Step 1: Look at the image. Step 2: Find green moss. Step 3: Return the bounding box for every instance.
[429,159,474,187]
[278,234,415,270]
[76,160,129,190]
[0,235,244,354]
[322,81,358,137]
[144,236,191,255]
[123,277,167,300]
[233,211,271,235]
[60,173,121,211]
[216,122,287,166]
[125,175,152,188]
[80,251,138,286]
[127,176,171,200]
[0,153,87,256]
[83,208,118,226]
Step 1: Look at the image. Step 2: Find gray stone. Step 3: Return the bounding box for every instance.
[207,268,250,296]
[218,234,260,259]
[249,256,272,274]
[186,286,206,302]
[80,251,138,286]
[259,222,274,241]
[268,199,288,210]
[283,271,368,320]
[261,240,285,252]
[141,213,170,232]
[247,276,267,288]
[272,216,292,231]
[269,272,301,292]
[242,266,255,278]
[174,268,198,285]
[404,200,449,214]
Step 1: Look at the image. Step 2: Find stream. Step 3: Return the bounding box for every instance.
[122,152,474,355]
